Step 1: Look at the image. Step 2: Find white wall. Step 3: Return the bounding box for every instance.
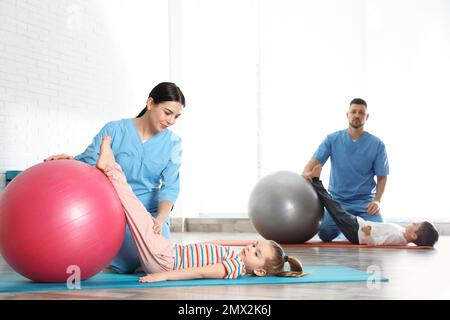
[262,0,450,221]
[259,0,367,177]
[0,0,171,190]
[172,0,450,221]
[171,0,260,217]
[363,0,450,221]
[2,0,450,221]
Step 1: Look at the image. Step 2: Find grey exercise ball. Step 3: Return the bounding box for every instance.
[248,171,324,244]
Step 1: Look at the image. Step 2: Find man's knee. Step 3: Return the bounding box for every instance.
[318,227,340,242]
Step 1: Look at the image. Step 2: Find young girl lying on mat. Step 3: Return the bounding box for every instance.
[307,164,439,247]
[96,136,306,283]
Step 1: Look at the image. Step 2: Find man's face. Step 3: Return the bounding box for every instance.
[347,104,368,129]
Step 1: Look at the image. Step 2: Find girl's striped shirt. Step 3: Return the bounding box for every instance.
[173,243,245,279]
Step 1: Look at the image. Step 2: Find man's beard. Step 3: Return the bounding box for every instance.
[350,120,364,129]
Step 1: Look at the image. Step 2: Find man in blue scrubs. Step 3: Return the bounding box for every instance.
[302,98,389,242]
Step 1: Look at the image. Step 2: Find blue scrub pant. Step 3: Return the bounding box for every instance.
[317,190,383,242]
[110,211,171,273]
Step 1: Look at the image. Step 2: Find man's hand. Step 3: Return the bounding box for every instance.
[302,171,313,182]
[366,200,381,215]
[139,273,168,283]
[303,164,323,182]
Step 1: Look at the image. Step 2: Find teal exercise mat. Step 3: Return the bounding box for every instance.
[0,266,388,293]
[0,266,389,293]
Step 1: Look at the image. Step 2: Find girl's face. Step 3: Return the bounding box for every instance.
[239,240,274,276]
[147,98,183,132]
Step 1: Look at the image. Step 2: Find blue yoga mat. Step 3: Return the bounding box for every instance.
[0,266,388,293]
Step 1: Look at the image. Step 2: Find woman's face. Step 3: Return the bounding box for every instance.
[147,98,183,132]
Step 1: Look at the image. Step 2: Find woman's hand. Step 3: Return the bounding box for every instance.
[44,154,74,161]
[152,217,163,235]
[139,273,168,283]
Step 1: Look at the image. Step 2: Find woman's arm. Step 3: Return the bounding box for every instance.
[139,263,227,283]
[158,137,182,204]
[154,138,183,233]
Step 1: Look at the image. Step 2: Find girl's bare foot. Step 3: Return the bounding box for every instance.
[96,136,116,170]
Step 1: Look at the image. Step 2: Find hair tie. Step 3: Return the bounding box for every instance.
[284,255,289,262]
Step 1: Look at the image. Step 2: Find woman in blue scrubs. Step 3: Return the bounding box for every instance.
[45,82,185,273]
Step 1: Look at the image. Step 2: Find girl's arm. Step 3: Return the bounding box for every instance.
[139,263,227,283]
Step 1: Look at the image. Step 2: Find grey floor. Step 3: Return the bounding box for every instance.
[1,232,449,300]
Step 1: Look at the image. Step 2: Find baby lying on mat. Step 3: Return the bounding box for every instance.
[307,165,439,247]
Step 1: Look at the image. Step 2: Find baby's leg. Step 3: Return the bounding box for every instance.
[311,178,360,244]
[98,136,174,273]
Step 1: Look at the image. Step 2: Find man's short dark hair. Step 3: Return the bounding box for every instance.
[350,98,367,107]
[414,221,439,247]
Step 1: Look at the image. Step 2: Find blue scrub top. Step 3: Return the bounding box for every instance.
[75,118,182,213]
[313,129,389,206]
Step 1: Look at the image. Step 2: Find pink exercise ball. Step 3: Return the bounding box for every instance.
[0,160,126,283]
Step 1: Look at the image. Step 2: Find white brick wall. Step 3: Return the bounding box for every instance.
[0,0,171,193]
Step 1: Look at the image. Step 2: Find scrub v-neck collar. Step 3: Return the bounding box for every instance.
[347,130,367,143]
[129,118,165,146]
